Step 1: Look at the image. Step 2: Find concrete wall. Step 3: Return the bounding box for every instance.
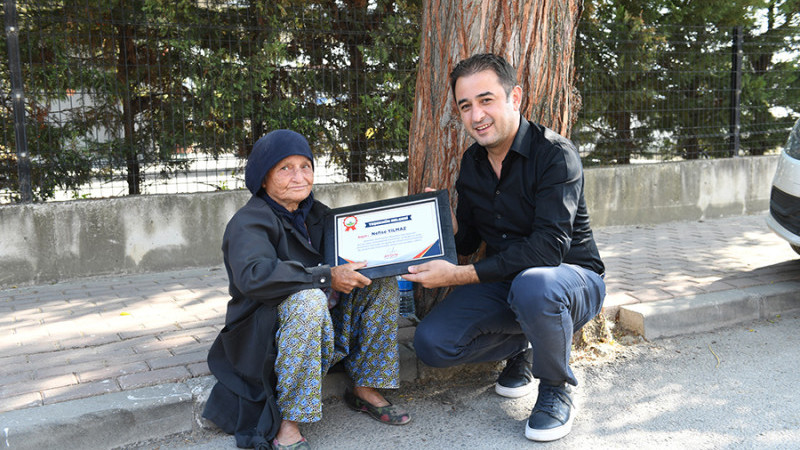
[0,156,777,289]
[584,156,776,226]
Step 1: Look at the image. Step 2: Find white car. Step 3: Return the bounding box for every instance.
[766,118,800,255]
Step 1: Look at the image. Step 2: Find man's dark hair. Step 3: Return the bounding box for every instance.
[449,53,517,100]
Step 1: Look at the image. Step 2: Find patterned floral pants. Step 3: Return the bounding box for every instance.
[275,277,400,423]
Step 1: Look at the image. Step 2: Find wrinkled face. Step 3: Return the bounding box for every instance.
[262,155,314,212]
[454,69,522,153]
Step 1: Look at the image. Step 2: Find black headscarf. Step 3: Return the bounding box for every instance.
[259,191,315,241]
[245,130,315,239]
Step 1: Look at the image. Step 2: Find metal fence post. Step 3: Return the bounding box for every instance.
[4,0,33,202]
[728,26,743,158]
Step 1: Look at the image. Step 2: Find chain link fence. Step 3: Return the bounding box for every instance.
[574,23,799,165]
[2,1,798,203]
[1,0,420,202]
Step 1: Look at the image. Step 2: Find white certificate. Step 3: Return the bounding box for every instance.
[324,190,456,278]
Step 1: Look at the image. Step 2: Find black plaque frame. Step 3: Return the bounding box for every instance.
[324,189,456,279]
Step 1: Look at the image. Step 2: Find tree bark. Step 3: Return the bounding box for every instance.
[408,0,584,315]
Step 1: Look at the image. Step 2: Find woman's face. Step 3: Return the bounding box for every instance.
[262,155,314,212]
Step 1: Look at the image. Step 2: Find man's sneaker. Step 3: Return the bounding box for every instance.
[494,348,534,398]
[525,382,575,442]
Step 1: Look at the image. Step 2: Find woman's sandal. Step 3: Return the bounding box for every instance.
[271,437,311,450]
[343,389,411,425]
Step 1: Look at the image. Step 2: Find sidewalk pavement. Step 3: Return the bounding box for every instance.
[2,213,799,449]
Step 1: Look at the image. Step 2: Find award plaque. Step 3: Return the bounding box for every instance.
[324,189,457,279]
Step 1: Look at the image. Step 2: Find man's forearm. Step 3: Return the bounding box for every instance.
[452,264,480,286]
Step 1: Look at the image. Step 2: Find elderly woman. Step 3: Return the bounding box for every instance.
[203,130,410,449]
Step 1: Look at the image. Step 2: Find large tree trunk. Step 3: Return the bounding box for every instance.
[408,0,584,315]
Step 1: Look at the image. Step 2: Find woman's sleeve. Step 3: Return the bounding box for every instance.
[223,207,331,305]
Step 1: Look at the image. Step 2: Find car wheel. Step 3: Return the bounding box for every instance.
[792,244,800,256]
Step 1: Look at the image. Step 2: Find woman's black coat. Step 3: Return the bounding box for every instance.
[202,194,331,449]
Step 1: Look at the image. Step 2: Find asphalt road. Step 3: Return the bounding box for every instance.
[120,313,800,450]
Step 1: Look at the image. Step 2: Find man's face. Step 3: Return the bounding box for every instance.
[454,69,522,153]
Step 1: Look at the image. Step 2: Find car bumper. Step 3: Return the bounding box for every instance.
[768,184,800,247]
[767,211,800,246]
[768,149,800,247]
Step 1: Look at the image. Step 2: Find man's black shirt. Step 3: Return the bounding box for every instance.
[454,116,605,282]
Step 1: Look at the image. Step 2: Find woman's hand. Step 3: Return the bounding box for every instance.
[331,261,371,294]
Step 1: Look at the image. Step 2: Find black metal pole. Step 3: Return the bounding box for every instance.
[4,0,33,202]
[729,26,743,158]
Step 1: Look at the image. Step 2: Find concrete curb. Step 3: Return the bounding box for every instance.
[0,339,502,450]
[0,343,431,450]
[618,281,800,340]
[0,371,396,450]
[1,381,202,450]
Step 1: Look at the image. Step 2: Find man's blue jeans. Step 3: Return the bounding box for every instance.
[413,264,605,386]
